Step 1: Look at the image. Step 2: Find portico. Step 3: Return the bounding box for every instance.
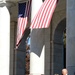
[0,0,75,75]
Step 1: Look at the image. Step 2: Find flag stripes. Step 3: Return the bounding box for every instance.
[16,0,31,46]
[30,0,57,29]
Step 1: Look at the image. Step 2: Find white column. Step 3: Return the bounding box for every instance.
[0,6,10,75]
[66,0,75,74]
[30,0,45,75]
[31,0,43,20]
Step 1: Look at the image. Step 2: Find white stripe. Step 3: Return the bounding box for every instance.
[42,0,55,28]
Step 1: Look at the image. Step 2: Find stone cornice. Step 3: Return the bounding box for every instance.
[0,0,29,6]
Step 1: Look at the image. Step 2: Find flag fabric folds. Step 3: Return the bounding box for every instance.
[16,0,31,46]
[30,0,57,29]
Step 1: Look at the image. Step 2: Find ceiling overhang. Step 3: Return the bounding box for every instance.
[0,0,29,2]
[0,0,29,7]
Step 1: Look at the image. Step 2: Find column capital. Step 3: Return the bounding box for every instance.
[0,1,6,7]
[0,1,15,8]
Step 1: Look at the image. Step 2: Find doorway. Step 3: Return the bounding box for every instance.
[53,18,66,75]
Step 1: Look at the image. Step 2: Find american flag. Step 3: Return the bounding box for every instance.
[16,0,31,46]
[30,0,57,29]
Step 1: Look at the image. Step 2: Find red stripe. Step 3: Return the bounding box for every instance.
[30,0,57,29]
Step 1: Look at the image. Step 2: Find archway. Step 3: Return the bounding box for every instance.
[53,18,66,75]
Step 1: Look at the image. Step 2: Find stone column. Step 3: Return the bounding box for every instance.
[30,0,45,75]
[0,3,10,75]
[15,28,30,75]
[66,0,75,74]
[0,1,17,75]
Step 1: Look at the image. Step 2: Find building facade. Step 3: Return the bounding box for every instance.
[0,0,75,75]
